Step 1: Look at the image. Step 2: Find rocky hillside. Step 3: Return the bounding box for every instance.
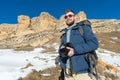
[0,11,120,52]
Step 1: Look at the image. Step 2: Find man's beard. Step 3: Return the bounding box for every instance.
[66,21,75,26]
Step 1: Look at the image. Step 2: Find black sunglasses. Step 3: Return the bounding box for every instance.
[64,14,74,19]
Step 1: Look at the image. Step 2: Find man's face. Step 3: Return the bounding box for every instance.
[64,12,75,26]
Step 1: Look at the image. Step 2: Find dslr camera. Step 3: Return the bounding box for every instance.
[59,43,73,57]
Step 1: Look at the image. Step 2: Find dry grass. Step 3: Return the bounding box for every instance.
[14,45,34,51]
[20,63,33,70]
[96,64,119,80]
[19,64,119,80]
[19,66,61,80]
[96,31,120,53]
[41,45,56,53]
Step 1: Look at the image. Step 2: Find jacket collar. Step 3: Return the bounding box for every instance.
[60,22,83,33]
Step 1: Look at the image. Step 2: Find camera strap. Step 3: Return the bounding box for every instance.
[65,24,76,76]
[65,28,72,76]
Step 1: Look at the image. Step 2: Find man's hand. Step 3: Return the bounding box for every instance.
[66,47,74,57]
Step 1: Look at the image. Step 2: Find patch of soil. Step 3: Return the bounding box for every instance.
[14,45,35,51]
[96,31,120,53]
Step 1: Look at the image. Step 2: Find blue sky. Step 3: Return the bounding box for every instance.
[0,0,120,24]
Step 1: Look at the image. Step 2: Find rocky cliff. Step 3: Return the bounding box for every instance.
[0,11,120,49]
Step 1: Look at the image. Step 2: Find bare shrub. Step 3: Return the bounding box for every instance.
[19,66,61,80]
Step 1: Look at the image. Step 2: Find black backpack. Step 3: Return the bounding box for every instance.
[78,20,99,79]
[77,20,98,67]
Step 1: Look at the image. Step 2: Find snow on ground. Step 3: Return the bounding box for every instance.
[0,47,120,80]
[0,48,58,80]
[97,50,120,70]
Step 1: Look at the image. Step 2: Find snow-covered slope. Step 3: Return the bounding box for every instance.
[0,47,120,80]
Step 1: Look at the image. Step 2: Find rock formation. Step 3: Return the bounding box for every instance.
[0,11,119,49]
[31,12,58,32]
[16,15,31,35]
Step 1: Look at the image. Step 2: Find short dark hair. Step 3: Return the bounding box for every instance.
[65,10,75,14]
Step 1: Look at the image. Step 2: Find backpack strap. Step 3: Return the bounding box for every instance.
[82,20,91,26]
[77,20,91,37]
[79,26,84,37]
[77,20,91,27]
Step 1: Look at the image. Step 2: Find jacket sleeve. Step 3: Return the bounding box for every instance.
[74,25,99,54]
